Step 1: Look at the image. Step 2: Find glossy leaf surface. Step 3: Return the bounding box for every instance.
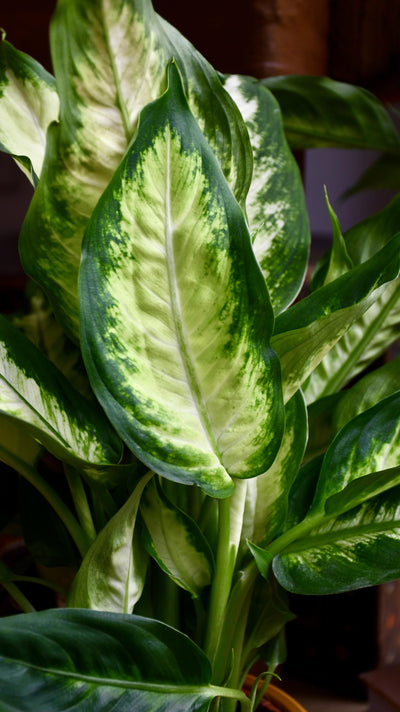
[0,37,59,183]
[272,392,400,594]
[223,74,310,314]
[0,608,247,710]
[263,75,400,152]
[310,391,400,517]
[0,314,122,470]
[79,63,283,496]
[19,0,251,341]
[273,486,400,594]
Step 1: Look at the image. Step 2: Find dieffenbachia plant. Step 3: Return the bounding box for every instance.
[1,1,400,710]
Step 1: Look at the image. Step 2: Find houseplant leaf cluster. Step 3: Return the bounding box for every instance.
[1,0,400,709]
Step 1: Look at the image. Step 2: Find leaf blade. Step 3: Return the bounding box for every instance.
[0,608,247,710]
[0,314,122,470]
[79,63,283,496]
[0,38,59,183]
[223,74,310,314]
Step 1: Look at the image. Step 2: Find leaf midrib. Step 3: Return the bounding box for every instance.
[0,654,212,693]
[0,373,71,450]
[164,134,222,463]
[283,516,400,555]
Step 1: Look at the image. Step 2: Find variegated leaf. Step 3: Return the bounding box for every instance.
[272,234,400,403]
[273,484,400,594]
[263,74,400,152]
[0,413,43,472]
[309,391,400,517]
[240,391,307,559]
[223,74,310,314]
[304,197,400,402]
[0,314,122,470]
[270,394,400,594]
[68,471,152,612]
[0,36,59,183]
[258,394,400,593]
[19,0,251,341]
[140,479,213,596]
[79,63,283,497]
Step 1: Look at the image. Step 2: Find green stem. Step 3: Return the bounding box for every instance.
[212,562,258,686]
[64,464,97,543]
[4,450,91,558]
[204,496,236,667]
[1,581,36,613]
[159,573,180,629]
[204,482,248,675]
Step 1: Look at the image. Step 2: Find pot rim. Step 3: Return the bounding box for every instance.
[245,675,308,712]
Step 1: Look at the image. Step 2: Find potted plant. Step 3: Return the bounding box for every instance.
[1,1,400,710]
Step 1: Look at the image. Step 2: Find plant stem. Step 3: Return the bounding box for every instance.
[204,482,248,676]
[1,581,36,613]
[4,449,92,558]
[204,496,235,667]
[64,464,97,543]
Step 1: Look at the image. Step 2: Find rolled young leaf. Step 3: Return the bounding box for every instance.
[0,36,59,184]
[19,0,251,341]
[0,608,248,711]
[262,75,400,152]
[223,74,310,315]
[79,62,284,496]
[0,314,122,470]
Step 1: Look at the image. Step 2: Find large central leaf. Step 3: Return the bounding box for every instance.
[79,63,283,497]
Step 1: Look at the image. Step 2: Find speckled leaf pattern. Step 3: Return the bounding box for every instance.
[140,479,213,595]
[0,37,59,183]
[79,63,283,497]
[68,471,152,612]
[223,74,310,314]
[273,486,400,595]
[272,234,400,403]
[310,391,400,516]
[0,609,247,711]
[272,392,400,594]
[0,315,122,469]
[19,0,251,341]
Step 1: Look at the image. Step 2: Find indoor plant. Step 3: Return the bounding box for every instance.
[1,0,400,710]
